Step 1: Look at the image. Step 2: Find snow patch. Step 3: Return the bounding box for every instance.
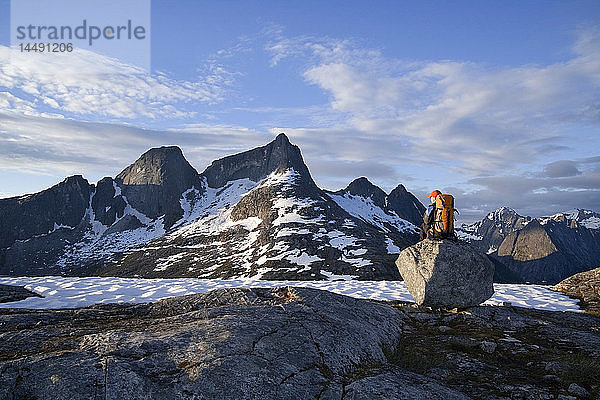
[386,238,401,253]
[271,197,322,226]
[112,181,122,197]
[154,252,189,272]
[580,216,600,229]
[286,251,322,267]
[50,222,75,233]
[262,168,301,190]
[276,227,312,238]
[320,271,359,281]
[0,276,584,313]
[328,193,415,233]
[456,230,483,241]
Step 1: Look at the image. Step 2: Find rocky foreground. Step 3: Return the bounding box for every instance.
[1,287,599,400]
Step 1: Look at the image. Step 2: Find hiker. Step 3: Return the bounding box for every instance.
[420,190,458,240]
[419,190,439,240]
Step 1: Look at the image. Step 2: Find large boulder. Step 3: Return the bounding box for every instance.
[396,239,494,307]
[552,267,600,313]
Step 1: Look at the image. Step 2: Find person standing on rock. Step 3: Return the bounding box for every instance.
[420,190,440,240]
[420,190,457,240]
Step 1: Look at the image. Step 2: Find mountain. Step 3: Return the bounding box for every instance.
[326,177,425,227]
[103,134,419,280]
[456,207,532,254]
[0,133,422,279]
[457,207,600,283]
[115,146,203,229]
[0,145,206,277]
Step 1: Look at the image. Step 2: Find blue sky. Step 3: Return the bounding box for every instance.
[1,0,599,223]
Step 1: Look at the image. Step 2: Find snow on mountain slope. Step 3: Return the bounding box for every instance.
[102,167,409,280]
[547,209,600,230]
[328,192,416,234]
[55,185,166,271]
[459,207,600,284]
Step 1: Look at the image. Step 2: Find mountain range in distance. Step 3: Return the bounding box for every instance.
[1,133,598,284]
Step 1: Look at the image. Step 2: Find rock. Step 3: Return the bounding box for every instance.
[480,341,497,354]
[544,361,565,373]
[568,383,590,397]
[542,374,561,382]
[558,395,577,400]
[116,145,203,228]
[343,370,470,400]
[0,287,412,400]
[2,287,600,399]
[395,239,495,307]
[552,267,600,314]
[202,132,311,189]
[0,284,43,303]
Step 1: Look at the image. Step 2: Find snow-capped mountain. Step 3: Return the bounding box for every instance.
[0,134,421,279]
[457,207,600,284]
[326,177,425,228]
[456,207,532,254]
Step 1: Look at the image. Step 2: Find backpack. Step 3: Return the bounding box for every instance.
[428,194,459,239]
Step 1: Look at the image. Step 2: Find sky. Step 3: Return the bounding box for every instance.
[0,0,599,223]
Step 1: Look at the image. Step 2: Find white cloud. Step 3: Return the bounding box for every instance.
[266,30,600,177]
[0,46,233,120]
[0,112,272,180]
[261,30,600,219]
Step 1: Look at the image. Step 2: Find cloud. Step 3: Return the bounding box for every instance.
[262,29,600,219]
[544,160,581,178]
[266,30,600,178]
[0,112,272,181]
[0,46,234,120]
[464,170,600,219]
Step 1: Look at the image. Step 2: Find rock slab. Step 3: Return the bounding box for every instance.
[396,239,495,307]
[0,284,42,304]
[2,287,600,399]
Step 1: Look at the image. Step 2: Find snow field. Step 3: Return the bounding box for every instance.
[0,276,582,312]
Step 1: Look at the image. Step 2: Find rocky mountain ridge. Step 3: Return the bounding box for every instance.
[2,134,598,283]
[0,133,421,280]
[457,207,600,284]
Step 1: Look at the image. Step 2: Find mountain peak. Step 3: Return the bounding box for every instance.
[274,132,291,144]
[487,206,520,221]
[390,183,408,194]
[201,132,312,188]
[387,184,426,226]
[332,177,388,209]
[345,177,386,197]
[116,146,194,186]
[115,146,201,226]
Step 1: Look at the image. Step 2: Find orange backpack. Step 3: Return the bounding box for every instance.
[428,194,458,238]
